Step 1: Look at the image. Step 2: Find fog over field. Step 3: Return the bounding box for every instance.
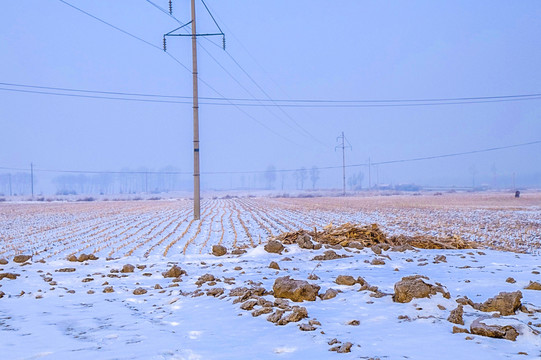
[1,1,541,196]
[2,3,541,358]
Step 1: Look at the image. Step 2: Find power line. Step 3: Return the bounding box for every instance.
[53,1,299,145]
[3,80,541,107]
[2,140,539,176]
[3,82,541,108]
[372,140,541,166]
[58,0,162,52]
[147,1,313,145]
[194,0,327,146]
[146,0,327,146]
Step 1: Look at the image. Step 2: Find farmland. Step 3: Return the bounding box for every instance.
[1,192,540,359]
[1,192,540,259]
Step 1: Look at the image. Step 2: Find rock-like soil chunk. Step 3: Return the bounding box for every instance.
[299,323,317,331]
[282,306,308,323]
[267,309,285,324]
[452,326,469,334]
[195,273,216,286]
[163,265,187,278]
[264,240,284,254]
[321,288,339,300]
[335,275,356,286]
[212,245,227,256]
[392,275,450,303]
[269,261,280,270]
[206,288,225,297]
[0,273,19,281]
[447,305,464,325]
[473,291,522,316]
[470,317,519,341]
[524,281,541,290]
[13,255,31,263]
[0,258,9,265]
[133,287,147,295]
[312,250,348,261]
[273,276,320,302]
[296,234,314,250]
[121,264,135,273]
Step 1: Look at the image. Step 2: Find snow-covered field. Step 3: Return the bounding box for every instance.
[1,193,540,359]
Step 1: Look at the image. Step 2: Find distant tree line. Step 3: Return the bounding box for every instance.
[52,167,184,195]
[0,172,32,196]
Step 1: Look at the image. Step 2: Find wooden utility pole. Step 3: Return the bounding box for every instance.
[191,0,201,220]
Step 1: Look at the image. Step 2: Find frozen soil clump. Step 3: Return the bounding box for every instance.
[273,276,320,302]
[392,275,450,303]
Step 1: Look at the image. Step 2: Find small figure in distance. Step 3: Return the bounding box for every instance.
[515,190,520,198]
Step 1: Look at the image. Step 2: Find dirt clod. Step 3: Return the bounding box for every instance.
[212,245,227,256]
[319,288,338,301]
[525,281,541,290]
[473,291,522,316]
[163,265,187,278]
[13,255,31,263]
[273,276,320,302]
[447,305,464,325]
[121,264,135,273]
[264,240,284,254]
[335,275,356,286]
[392,275,450,303]
[470,317,519,341]
[0,273,19,280]
[133,287,147,295]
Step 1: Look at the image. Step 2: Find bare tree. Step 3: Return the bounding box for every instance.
[310,166,320,189]
[264,165,277,189]
[299,167,307,189]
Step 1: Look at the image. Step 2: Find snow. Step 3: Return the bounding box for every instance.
[0,195,540,359]
[1,245,540,359]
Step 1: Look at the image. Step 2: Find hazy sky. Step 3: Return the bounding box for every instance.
[1,0,540,192]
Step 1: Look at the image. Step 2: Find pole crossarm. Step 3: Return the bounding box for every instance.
[165,21,193,36]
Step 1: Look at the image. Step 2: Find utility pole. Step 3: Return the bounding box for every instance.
[8,173,12,197]
[163,0,225,220]
[335,132,351,196]
[30,162,34,198]
[368,157,371,190]
[145,171,148,193]
[191,0,201,220]
[512,172,516,191]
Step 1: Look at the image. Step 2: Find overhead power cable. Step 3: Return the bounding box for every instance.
[3,81,541,108]
[2,140,538,176]
[57,0,299,145]
[146,0,327,146]
[147,0,314,145]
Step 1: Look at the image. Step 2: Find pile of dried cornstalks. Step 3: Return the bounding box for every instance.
[269,222,477,250]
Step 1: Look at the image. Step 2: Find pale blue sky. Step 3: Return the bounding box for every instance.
[1,0,540,192]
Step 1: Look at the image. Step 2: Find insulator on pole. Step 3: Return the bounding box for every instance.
[222,36,226,50]
[163,36,167,51]
[169,0,173,15]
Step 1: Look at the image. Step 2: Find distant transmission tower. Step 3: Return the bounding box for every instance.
[335,132,352,196]
[163,0,225,220]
